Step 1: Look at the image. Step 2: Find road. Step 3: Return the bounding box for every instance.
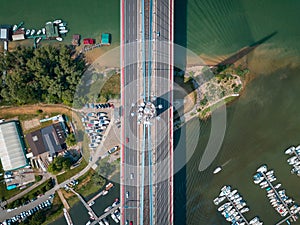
[121,0,174,224]
[121,0,141,224]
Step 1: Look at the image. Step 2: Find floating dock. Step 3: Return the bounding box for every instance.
[254,165,300,223]
[285,145,300,176]
[215,185,263,224]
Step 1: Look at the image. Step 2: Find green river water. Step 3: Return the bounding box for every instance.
[2,0,300,224]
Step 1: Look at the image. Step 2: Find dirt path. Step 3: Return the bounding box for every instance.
[0,104,76,116]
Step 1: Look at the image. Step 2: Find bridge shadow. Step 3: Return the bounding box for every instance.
[212,31,278,74]
[174,0,188,223]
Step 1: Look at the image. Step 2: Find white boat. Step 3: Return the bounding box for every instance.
[12,24,17,31]
[30,29,35,36]
[288,156,297,164]
[104,206,112,212]
[285,146,295,155]
[102,190,108,195]
[42,28,46,34]
[254,176,264,184]
[25,29,30,35]
[88,201,94,207]
[218,202,230,212]
[46,21,52,24]
[59,26,66,30]
[59,30,68,34]
[213,166,222,174]
[36,37,42,44]
[257,165,267,173]
[240,207,249,213]
[37,30,42,35]
[53,19,62,24]
[56,37,63,42]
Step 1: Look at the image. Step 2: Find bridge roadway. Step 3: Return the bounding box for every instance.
[121,0,174,224]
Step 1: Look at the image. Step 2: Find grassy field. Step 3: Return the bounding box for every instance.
[56,159,87,184]
[42,194,64,225]
[74,169,105,197]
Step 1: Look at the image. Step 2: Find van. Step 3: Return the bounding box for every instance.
[126,191,129,198]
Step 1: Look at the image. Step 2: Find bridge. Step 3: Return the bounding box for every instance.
[121,0,174,224]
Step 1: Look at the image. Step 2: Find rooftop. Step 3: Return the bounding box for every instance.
[0,121,27,171]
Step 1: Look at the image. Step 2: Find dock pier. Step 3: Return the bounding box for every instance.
[260,171,295,220]
[90,203,120,225]
[224,193,250,225]
[87,190,104,205]
[63,208,74,225]
[69,188,99,220]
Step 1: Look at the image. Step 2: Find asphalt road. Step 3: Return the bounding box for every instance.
[152,0,173,224]
[122,0,140,224]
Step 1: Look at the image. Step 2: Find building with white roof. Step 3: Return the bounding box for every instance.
[0,121,27,171]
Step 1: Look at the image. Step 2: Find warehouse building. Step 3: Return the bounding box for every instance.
[0,121,27,171]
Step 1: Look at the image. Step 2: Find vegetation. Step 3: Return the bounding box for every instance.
[0,45,85,106]
[74,169,106,197]
[65,133,77,147]
[97,156,117,178]
[7,178,54,209]
[47,156,72,174]
[98,73,120,102]
[35,175,43,182]
[57,159,87,184]
[18,194,63,225]
[0,163,23,201]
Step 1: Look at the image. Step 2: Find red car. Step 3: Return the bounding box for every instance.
[130,222,133,225]
[126,138,129,143]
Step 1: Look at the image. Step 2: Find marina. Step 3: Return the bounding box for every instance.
[1,19,69,49]
[214,185,263,224]
[253,165,300,223]
[285,145,300,176]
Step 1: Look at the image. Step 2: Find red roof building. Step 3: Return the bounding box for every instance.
[83,38,94,45]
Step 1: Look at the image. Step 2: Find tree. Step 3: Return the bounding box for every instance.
[65,133,77,147]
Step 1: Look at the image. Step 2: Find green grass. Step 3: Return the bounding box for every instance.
[41,194,64,225]
[75,169,105,197]
[56,159,87,184]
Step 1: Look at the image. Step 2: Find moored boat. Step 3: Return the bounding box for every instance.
[213,166,222,174]
[285,146,295,155]
[56,37,63,42]
[13,24,17,31]
[257,164,267,173]
[37,30,42,35]
[42,28,46,34]
[36,37,42,44]
[59,30,68,34]
[30,29,36,36]
[25,29,30,35]
[53,19,62,24]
